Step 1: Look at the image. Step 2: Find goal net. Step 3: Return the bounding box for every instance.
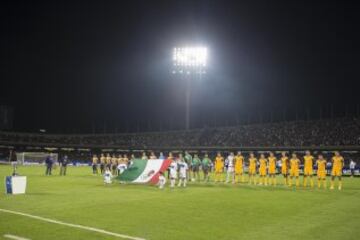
[16,152,58,165]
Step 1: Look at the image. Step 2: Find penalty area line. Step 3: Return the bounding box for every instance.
[0,209,146,240]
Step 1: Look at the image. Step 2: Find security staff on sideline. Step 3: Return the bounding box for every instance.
[59,155,69,176]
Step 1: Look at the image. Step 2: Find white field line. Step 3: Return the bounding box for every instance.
[3,234,30,240]
[0,209,146,240]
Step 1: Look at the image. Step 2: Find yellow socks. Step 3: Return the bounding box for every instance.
[330,180,334,189]
[330,179,342,190]
[318,179,327,189]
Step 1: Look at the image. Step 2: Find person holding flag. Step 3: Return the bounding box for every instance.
[178,158,189,187]
[169,158,178,188]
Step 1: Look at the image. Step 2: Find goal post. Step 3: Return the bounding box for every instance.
[16,152,58,165]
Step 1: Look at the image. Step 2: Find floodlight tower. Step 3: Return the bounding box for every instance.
[172,47,207,130]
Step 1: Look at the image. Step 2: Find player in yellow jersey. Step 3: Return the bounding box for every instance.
[92,154,98,174]
[123,154,129,166]
[289,153,300,187]
[303,150,314,188]
[268,152,277,186]
[248,153,257,185]
[234,151,245,183]
[111,154,118,175]
[106,153,112,169]
[214,152,224,182]
[149,151,157,159]
[330,151,344,190]
[140,152,147,160]
[120,153,125,163]
[316,154,327,189]
[258,154,268,186]
[280,152,289,185]
[100,153,106,174]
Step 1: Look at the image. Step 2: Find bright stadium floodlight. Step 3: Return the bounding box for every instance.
[172,46,208,130]
[173,47,207,74]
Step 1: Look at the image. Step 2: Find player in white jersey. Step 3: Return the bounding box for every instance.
[158,172,166,189]
[226,152,235,183]
[178,158,189,187]
[169,160,178,188]
[103,167,113,184]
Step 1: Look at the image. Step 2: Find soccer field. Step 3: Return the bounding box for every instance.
[0,166,359,240]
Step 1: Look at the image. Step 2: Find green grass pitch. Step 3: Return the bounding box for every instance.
[0,165,359,240]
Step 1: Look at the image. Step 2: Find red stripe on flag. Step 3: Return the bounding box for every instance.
[149,159,172,185]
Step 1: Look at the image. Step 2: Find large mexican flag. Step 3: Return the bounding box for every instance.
[116,159,171,184]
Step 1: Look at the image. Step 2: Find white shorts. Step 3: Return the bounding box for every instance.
[104,177,112,184]
[170,172,177,179]
[179,172,186,179]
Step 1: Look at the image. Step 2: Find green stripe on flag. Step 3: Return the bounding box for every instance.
[116,159,148,182]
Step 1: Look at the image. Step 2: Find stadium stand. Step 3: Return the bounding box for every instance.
[0,118,359,149]
[0,118,359,169]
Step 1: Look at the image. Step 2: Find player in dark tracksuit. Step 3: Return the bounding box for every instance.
[45,155,54,175]
[59,155,68,176]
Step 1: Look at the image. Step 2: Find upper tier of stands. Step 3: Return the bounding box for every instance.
[0,118,359,149]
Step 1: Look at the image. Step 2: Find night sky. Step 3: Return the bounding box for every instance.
[1,0,359,133]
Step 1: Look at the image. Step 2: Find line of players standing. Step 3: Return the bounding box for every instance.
[91,153,131,176]
[91,150,345,190]
[91,152,160,176]
[164,150,345,190]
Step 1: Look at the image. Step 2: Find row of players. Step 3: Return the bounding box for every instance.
[93,151,345,190]
[91,152,165,175]
[166,151,344,190]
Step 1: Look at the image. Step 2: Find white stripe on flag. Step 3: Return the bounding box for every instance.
[133,159,163,183]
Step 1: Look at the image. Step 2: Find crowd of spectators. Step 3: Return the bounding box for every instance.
[0,118,359,148]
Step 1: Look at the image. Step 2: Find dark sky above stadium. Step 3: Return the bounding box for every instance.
[1,0,359,133]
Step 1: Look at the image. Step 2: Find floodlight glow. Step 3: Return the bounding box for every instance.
[173,47,207,67]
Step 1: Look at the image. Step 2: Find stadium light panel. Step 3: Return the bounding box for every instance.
[173,47,207,68]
